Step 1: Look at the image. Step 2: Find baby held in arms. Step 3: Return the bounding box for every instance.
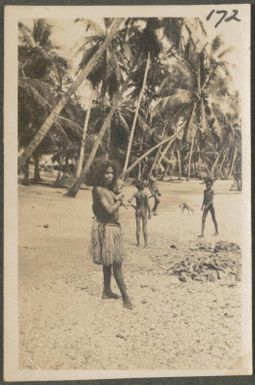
[112,178,129,209]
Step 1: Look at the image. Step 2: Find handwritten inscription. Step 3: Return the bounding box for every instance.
[206,9,241,28]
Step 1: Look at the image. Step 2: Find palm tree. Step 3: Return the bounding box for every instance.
[122,18,166,177]
[18,19,81,185]
[154,31,236,180]
[122,51,150,175]
[67,16,129,191]
[123,123,184,177]
[18,18,124,172]
[65,69,133,197]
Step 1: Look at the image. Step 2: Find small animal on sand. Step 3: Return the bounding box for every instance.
[179,202,194,213]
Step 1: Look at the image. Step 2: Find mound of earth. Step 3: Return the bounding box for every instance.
[168,241,241,283]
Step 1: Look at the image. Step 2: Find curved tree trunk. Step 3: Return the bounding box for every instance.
[219,147,229,178]
[70,88,94,186]
[123,127,184,178]
[198,153,202,179]
[187,129,196,181]
[54,168,62,187]
[122,52,150,175]
[65,75,131,197]
[163,163,172,180]
[228,145,238,177]
[22,158,30,186]
[182,105,194,145]
[65,103,117,196]
[104,120,112,160]
[34,153,41,183]
[149,146,162,176]
[53,156,64,187]
[186,104,197,181]
[18,18,124,172]
[210,146,225,179]
[156,137,176,171]
[176,148,182,180]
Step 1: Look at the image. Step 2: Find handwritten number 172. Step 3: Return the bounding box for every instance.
[206,9,241,28]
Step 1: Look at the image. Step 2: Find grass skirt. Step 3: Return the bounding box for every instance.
[89,219,124,266]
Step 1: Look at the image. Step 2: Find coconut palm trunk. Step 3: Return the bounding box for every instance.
[211,146,225,179]
[162,162,172,180]
[122,52,150,175]
[66,101,119,197]
[186,104,197,181]
[149,122,168,176]
[123,126,184,177]
[149,146,162,176]
[22,158,30,186]
[219,147,229,178]
[65,75,131,197]
[54,167,62,187]
[176,148,182,180]
[228,145,238,177]
[73,88,94,181]
[53,155,64,187]
[18,18,124,172]
[33,153,41,183]
[156,137,176,171]
[187,127,196,181]
[198,153,202,178]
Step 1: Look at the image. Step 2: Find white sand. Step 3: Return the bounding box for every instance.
[19,179,243,370]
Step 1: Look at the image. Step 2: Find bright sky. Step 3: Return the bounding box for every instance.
[49,16,243,91]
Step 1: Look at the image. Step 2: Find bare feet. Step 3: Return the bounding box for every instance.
[123,298,133,310]
[198,234,204,238]
[102,292,121,300]
[136,243,140,247]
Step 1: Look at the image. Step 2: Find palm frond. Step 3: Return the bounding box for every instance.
[162,18,183,50]
[104,18,114,31]
[194,18,207,36]
[137,114,151,134]
[18,22,36,47]
[57,115,83,136]
[33,19,54,51]
[19,77,54,111]
[53,121,73,147]
[115,110,130,133]
[211,34,224,53]
[158,89,195,106]
[217,46,234,58]
[74,18,104,35]
[75,35,103,55]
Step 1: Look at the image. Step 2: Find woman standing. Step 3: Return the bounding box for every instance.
[88,160,133,310]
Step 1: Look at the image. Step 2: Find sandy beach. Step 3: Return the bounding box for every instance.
[19,179,243,371]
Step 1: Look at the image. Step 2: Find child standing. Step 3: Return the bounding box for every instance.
[148,170,161,215]
[128,181,151,247]
[199,178,219,237]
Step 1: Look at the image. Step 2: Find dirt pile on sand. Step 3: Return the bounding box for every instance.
[168,241,241,283]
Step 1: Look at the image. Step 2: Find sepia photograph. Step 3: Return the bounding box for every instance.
[4,4,251,381]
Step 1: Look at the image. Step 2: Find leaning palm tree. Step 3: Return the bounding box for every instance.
[18,19,86,184]
[65,18,131,196]
[122,18,164,176]
[18,18,124,172]
[153,32,236,180]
